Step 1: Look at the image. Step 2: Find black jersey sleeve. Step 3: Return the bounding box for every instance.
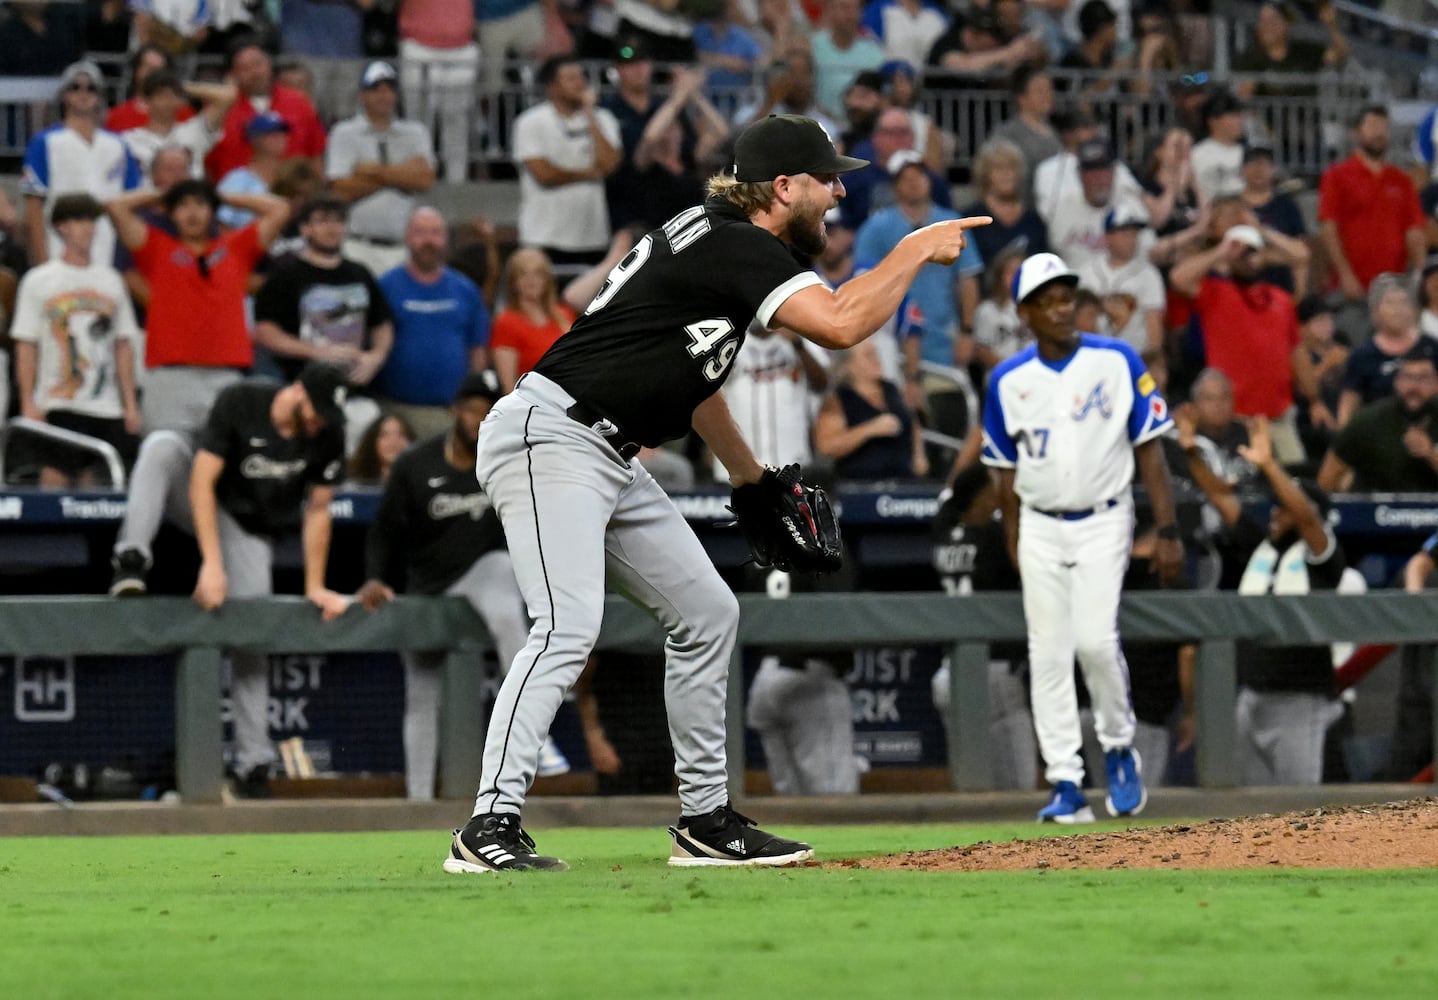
[1305,527,1347,591]
[362,267,393,329]
[308,429,346,486]
[702,221,824,329]
[196,384,244,461]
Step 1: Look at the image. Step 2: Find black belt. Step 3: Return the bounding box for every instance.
[1029,497,1120,521]
[566,400,641,460]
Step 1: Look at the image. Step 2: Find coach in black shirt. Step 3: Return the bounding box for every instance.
[357,372,568,797]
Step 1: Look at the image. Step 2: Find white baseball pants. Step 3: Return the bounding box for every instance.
[1019,501,1137,786]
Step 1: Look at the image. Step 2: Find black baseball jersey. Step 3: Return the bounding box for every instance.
[931,505,1026,663]
[534,197,823,446]
[197,379,345,537]
[365,434,507,595]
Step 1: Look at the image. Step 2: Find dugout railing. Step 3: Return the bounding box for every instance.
[1,591,1436,804]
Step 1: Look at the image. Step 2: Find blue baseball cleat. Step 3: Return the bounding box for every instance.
[1037,781,1095,824]
[1104,747,1147,818]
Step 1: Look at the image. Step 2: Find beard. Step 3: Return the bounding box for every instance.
[1360,139,1388,159]
[785,193,829,258]
[454,422,479,451]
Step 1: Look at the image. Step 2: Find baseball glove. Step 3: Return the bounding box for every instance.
[728,464,843,574]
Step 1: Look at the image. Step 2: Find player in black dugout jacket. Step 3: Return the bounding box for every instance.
[357,372,569,799]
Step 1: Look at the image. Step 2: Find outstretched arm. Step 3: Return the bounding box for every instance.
[774,216,993,349]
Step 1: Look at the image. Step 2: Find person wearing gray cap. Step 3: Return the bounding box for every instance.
[327,61,437,278]
[441,113,989,874]
[20,60,142,268]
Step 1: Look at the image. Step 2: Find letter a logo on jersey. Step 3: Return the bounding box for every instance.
[1072,381,1113,421]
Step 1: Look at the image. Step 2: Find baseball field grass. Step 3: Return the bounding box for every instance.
[4,822,1436,1000]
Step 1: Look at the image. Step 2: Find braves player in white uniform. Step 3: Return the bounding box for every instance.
[982,252,1182,823]
[443,114,989,873]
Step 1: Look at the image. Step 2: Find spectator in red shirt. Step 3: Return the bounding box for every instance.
[205,38,327,182]
[490,248,576,392]
[1318,105,1425,306]
[107,179,291,435]
[1170,223,1306,464]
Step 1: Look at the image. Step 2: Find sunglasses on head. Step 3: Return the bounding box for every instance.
[1178,72,1209,88]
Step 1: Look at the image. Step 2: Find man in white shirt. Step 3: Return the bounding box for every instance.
[21,61,142,267]
[10,193,142,486]
[1191,90,1247,201]
[1033,110,1142,223]
[1044,139,1145,272]
[1075,205,1165,352]
[121,71,236,179]
[513,55,623,267]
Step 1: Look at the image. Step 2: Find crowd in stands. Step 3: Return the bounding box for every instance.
[4,0,1438,793]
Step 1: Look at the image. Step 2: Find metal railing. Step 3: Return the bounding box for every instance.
[1,592,1435,803]
[0,52,1386,177]
[0,417,127,489]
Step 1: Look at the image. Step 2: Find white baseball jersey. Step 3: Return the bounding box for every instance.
[981,333,1172,510]
[715,328,825,479]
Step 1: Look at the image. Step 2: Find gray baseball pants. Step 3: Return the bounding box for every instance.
[1235,687,1343,786]
[470,373,739,818]
[746,656,858,796]
[114,430,276,773]
[402,550,530,800]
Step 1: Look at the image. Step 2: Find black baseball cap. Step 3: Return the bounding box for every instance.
[1295,294,1331,324]
[1203,90,1243,121]
[454,370,503,404]
[1078,138,1115,170]
[298,362,350,429]
[1242,143,1275,164]
[614,36,648,63]
[732,115,868,182]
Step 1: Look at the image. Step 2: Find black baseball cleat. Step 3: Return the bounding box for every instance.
[109,548,150,596]
[443,813,569,874]
[668,803,815,867]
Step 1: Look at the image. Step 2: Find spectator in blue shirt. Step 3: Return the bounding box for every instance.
[855,149,982,378]
[854,148,983,447]
[376,207,491,438]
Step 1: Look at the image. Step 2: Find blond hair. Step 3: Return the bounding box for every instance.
[503,248,571,332]
[706,173,777,215]
[973,139,1027,200]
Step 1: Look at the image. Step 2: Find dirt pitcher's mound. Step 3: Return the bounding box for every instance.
[851,798,1438,872]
